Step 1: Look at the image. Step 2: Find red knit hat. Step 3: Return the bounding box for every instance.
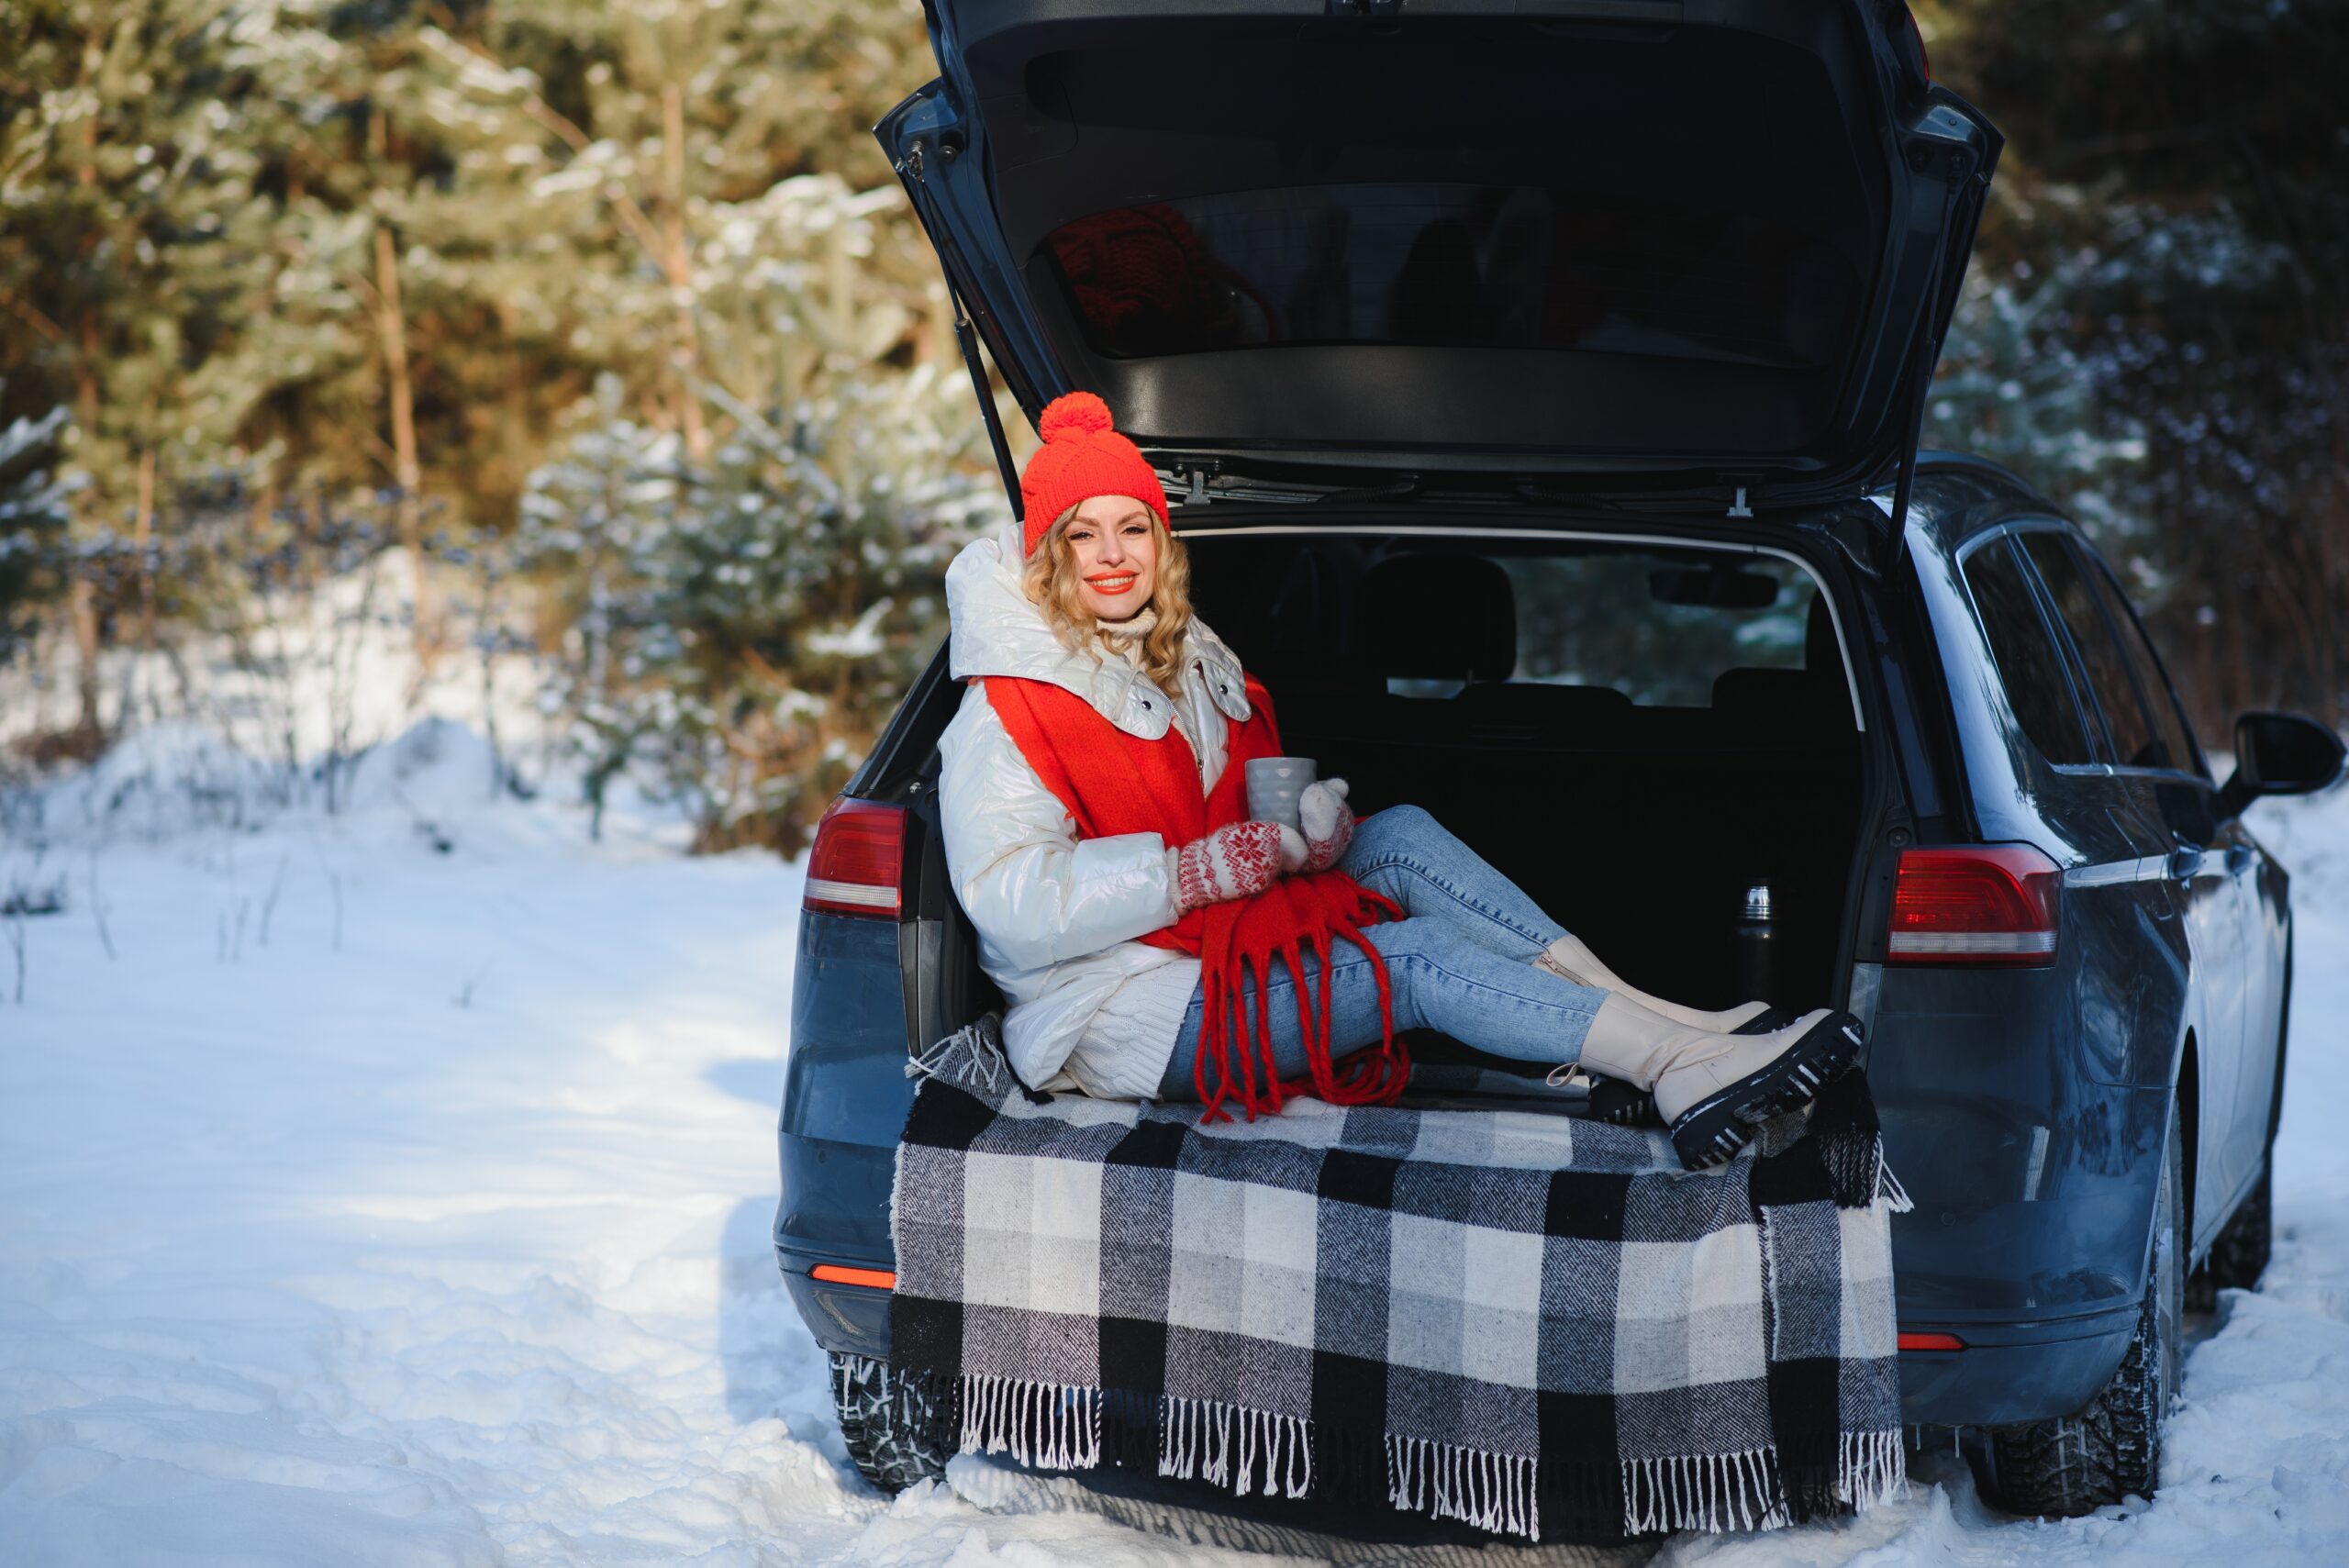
[1019,391,1170,558]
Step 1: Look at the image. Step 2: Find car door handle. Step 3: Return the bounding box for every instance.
[2166,846,2204,881]
[2226,842,2255,874]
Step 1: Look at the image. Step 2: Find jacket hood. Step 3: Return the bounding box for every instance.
[944,521,1250,740]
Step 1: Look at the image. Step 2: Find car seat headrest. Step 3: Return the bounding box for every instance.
[1356,554,1517,682]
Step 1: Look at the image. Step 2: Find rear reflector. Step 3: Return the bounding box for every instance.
[811,1263,896,1290]
[1898,1331,1966,1351]
[804,797,906,918]
[1887,844,2060,966]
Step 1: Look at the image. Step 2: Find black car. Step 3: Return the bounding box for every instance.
[774,0,2344,1523]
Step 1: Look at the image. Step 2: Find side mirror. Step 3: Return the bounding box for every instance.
[2216,710,2347,819]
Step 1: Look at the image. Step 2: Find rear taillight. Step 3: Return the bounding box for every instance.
[804,797,906,918]
[1901,6,1932,82]
[1887,845,2060,966]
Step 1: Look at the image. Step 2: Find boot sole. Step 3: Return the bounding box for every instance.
[1586,1007,1799,1129]
[1666,1012,1864,1169]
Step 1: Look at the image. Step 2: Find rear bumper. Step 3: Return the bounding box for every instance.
[1871,963,2174,1429]
[774,1107,2146,1429]
[775,1130,899,1362]
[1894,1304,2138,1427]
[774,949,2165,1430]
[781,1252,895,1359]
[775,906,916,1362]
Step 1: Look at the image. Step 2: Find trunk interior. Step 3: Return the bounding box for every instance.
[922,522,1871,1101]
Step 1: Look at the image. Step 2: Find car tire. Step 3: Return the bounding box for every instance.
[2187,1161,2272,1311]
[831,1351,951,1495]
[1972,1095,2184,1517]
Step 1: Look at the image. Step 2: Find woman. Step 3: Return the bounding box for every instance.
[937,392,1861,1168]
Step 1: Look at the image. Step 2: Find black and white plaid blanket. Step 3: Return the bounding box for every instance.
[887,1018,1911,1543]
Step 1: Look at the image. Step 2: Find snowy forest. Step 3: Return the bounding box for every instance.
[2,0,2344,851]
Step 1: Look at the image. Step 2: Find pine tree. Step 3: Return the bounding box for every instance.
[0,399,74,668]
[519,355,1002,851]
[0,0,290,739]
[1920,0,2349,728]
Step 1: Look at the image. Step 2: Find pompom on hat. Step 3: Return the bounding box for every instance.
[1019,390,1170,558]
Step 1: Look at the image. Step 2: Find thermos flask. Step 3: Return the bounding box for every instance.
[1731,879,1776,1006]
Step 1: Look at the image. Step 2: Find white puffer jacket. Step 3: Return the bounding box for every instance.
[936,522,1253,1098]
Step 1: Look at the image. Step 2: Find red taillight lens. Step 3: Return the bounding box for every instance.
[1902,6,1932,82]
[1887,845,2060,966]
[1898,1330,1965,1351]
[804,797,905,918]
[811,1263,896,1290]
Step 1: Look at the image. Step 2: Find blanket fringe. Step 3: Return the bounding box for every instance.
[908,1015,1008,1095]
[935,1376,1899,1543]
[1158,1395,1313,1499]
[1816,1125,1915,1216]
[1877,1156,1914,1215]
[1838,1429,1909,1510]
[958,1372,1102,1472]
[1620,1446,1787,1536]
[1386,1435,1540,1540]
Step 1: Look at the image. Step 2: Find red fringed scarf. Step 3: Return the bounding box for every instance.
[983,674,1407,1122]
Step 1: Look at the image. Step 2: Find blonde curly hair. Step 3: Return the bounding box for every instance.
[1022,504,1195,697]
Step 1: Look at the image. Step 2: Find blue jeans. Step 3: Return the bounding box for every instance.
[1156,805,1603,1100]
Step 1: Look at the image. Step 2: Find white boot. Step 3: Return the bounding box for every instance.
[1534,932,1769,1033]
[1575,993,1863,1167]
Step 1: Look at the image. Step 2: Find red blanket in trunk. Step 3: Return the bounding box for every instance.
[983,674,1405,1121]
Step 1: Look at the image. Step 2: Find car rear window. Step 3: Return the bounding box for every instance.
[1500,551,1820,708]
[1184,534,1844,718]
[1041,185,1860,370]
[1960,538,2097,767]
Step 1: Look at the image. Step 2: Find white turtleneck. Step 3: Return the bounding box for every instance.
[1093,607,1217,790]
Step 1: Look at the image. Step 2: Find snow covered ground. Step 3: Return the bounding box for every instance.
[5,721,2348,1566]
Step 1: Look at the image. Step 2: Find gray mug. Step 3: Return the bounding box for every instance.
[1244,756,1317,833]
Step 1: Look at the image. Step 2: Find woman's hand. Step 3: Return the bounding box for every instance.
[1168,820,1307,913]
[1298,778,1354,873]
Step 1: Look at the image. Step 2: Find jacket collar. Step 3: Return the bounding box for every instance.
[944,522,1251,740]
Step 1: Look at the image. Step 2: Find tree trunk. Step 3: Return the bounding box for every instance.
[69,577,104,751]
[496,297,529,501]
[374,220,438,664]
[661,83,708,461]
[72,303,104,743]
[133,444,156,651]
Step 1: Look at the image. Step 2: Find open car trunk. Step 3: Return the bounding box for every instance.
[889,0,1999,512]
[918,522,1872,1110]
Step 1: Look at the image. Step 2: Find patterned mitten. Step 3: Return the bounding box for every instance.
[1167,820,1301,914]
[1298,778,1354,873]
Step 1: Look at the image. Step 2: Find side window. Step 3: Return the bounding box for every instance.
[2081,550,2207,780]
[2018,532,2174,773]
[1959,538,2097,767]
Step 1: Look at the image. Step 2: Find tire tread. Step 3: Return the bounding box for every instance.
[831,1351,951,1494]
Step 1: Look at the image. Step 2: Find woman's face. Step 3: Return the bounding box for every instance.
[1061,494,1160,622]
